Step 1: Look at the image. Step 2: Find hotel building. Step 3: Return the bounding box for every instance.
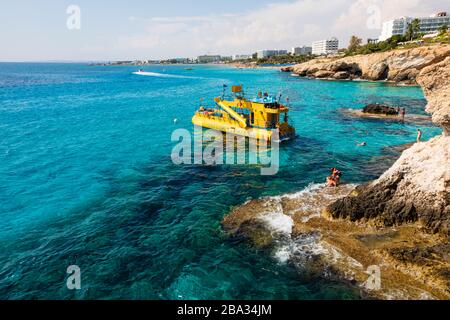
[197,55,222,63]
[291,46,312,55]
[378,12,450,41]
[232,54,253,61]
[312,38,339,55]
[256,49,288,59]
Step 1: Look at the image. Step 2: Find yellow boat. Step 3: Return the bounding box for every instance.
[192,85,296,142]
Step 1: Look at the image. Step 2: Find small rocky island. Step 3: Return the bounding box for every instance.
[362,104,399,116]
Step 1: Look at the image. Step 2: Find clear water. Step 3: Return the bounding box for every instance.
[0,63,441,299]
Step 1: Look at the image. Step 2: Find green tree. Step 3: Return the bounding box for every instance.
[438,24,448,36]
[348,35,363,52]
[406,19,421,41]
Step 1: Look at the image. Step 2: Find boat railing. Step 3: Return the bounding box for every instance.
[195,111,240,127]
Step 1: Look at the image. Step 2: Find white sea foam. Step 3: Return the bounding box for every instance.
[259,211,294,236]
[274,234,326,264]
[270,183,324,201]
[256,183,358,270]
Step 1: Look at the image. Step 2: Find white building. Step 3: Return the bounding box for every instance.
[378,12,450,41]
[312,38,339,55]
[291,46,312,55]
[232,54,252,61]
[197,55,222,63]
[256,49,288,59]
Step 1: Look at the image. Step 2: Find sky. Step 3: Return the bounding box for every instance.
[0,0,448,61]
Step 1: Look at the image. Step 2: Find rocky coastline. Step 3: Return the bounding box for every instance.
[222,45,450,299]
[326,52,450,237]
[228,61,283,69]
[282,44,450,85]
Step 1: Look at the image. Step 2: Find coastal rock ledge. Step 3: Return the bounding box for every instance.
[326,54,450,237]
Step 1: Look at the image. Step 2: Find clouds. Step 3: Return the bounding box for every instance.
[2,0,447,61]
[121,0,350,58]
[119,0,448,59]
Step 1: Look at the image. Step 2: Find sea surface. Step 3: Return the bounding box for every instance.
[0,63,441,299]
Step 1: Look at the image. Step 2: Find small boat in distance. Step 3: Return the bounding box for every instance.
[291,73,300,77]
[192,85,296,142]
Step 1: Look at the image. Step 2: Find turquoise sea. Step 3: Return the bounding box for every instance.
[0,63,441,299]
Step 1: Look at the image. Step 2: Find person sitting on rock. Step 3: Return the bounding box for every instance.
[326,176,337,187]
[331,168,342,186]
[331,168,342,177]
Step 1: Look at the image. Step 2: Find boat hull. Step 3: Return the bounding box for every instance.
[192,115,295,142]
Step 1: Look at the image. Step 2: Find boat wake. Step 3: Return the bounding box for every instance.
[132,71,201,79]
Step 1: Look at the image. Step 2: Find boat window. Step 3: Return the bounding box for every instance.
[265,103,279,109]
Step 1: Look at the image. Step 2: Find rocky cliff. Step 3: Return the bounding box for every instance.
[285,44,450,84]
[326,52,450,237]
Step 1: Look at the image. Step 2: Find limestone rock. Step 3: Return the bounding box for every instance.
[314,70,334,78]
[333,71,350,79]
[291,44,450,84]
[362,104,399,115]
[416,56,450,134]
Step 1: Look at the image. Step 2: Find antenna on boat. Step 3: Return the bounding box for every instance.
[222,84,227,100]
